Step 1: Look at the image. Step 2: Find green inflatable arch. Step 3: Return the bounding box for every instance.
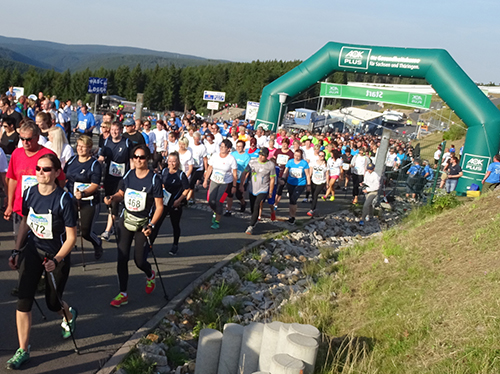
[255,42,500,194]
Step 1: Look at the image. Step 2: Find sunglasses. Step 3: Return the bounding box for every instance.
[20,137,33,142]
[36,166,54,172]
[133,154,147,160]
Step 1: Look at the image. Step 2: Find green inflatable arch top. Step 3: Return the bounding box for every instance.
[255,41,500,194]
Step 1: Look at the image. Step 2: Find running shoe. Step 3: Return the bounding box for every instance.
[240,203,246,212]
[288,217,296,224]
[110,293,128,307]
[307,210,314,217]
[321,196,327,201]
[146,271,156,294]
[188,199,195,206]
[302,198,308,203]
[211,221,220,230]
[5,347,30,370]
[169,244,179,256]
[101,231,111,241]
[223,210,232,217]
[359,220,364,226]
[61,307,78,339]
[245,226,253,235]
[270,210,276,221]
[329,196,335,201]
[211,213,216,224]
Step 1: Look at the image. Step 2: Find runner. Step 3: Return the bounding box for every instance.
[203,139,237,230]
[226,140,250,216]
[240,148,275,235]
[204,133,219,160]
[282,149,311,224]
[178,137,194,179]
[308,150,329,216]
[104,145,163,307]
[341,147,353,191]
[64,135,103,260]
[153,120,168,170]
[7,154,77,370]
[122,118,146,147]
[73,104,96,136]
[323,149,343,201]
[350,147,370,204]
[0,116,19,155]
[186,132,208,204]
[98,122,133,241]
[149,152,190,256]
[46,127,74,168]
[273,138,294,209]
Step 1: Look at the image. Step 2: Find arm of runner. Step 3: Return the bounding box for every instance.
[269,172,276,199]
[4,177,16,221]
[45,226,77,272]
[9,215,29,270]
[104,189,124,205]
[143,198,163,237]
[306,168,311,191]
[482,171,491,183]
[203,165,213,189]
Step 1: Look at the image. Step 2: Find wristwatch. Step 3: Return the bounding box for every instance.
[148,223,155,229]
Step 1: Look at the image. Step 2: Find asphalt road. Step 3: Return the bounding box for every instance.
[0,186,351,374]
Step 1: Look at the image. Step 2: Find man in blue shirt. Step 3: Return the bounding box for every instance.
[225,140,251,216]
[482,154,500,192]
[73,105,96,135]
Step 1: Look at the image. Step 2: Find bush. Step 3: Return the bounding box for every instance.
[443,124,466,141]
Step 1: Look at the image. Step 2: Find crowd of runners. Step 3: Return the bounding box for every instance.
[4,88,497,370]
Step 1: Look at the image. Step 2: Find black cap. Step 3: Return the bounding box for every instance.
[367,163,375,170]
[259,147,269,157]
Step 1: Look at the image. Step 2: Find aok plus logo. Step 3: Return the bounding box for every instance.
[462,153,490,175]
[328,85,340,95]
[339,47,371,70]
[410,94,424,106]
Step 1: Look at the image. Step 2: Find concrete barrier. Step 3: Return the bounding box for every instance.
[238,322,264,374]
[258,321,283,371]
[269,353,305,374]
[194,328,223,374]
[217,323,244,374]
[285,333,318,374]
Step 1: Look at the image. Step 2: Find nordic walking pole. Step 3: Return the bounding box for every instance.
[107,203,120,244]
[77,200,85,270]
[33,298,47,320]
[43,258,80,354]
[145,232,168,301]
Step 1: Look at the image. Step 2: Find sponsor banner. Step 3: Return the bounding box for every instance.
[207,101,219,110]
[320,83,432,109]
[13,87,24,98]
[461,153,490,176]
[245,101,260,121]
[255,119,275,131]
[203,90,226,102]
[88,77,108,94]
[338,46,422,72]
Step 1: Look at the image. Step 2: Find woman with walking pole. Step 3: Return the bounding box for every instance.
[64,135,103,261]
[104,145,163,307]
[7,153,78,370]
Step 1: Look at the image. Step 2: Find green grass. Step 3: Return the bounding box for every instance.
[276,190,500,373]
[244,268,263,283]
[118,349,156,374]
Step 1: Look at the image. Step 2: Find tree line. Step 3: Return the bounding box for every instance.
[0,61,425,114]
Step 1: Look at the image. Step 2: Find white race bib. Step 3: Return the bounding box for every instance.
[27,207,53,239]
[163,189,172,206]
[211,171,225,184]
[78,120,87,130]
[276,154,289,165]
[342,163,350,171]
[290,168,303,179]
[74,183,93,201]
[124,188,147,212]
[109,161,125,177]
[22,175,38,194]
[312,170,325,184]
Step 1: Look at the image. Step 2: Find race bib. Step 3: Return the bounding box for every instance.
[124,188,147,212]
[163,189,172,206]
[342,163,350,171]
[276,154,289,165]
[290,168,303,179]
[211,171,225,184]
[237,170,243,180]
[109,161,125,177]
[312,170,325,184]
[193,157,200,167]
[27,207,53,239]
[78,120,87,131]
[74,183,93,201]
[22,175,38,194]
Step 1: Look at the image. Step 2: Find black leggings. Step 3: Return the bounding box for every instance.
[311,183,325,210]
[287,183,306,205]
[149,206,183,246]
[352,174,364,197]
[249,193,267,226]
[17,246,71,313]
[76,201,101,249]
[117,217,152,293]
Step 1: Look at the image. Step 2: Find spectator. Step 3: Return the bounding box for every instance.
[481,154,500,192]
[445,156,462,193]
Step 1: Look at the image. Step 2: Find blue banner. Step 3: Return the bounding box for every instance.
[88,77,108,94]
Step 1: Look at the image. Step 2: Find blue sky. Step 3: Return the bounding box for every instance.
[4,0,499,83]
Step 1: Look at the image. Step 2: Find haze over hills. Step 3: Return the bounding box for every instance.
[0,35,228,72]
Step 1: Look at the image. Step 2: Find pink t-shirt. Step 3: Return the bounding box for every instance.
[6,146,66,215]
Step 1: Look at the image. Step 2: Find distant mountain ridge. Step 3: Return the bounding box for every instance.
[0,35,227,72]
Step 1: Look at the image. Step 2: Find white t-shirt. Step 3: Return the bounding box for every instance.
[434,149,442,160]
[191,143,208,171]
[352,155,368,175]
[327,157,343,177]
[311,161,328,185]
[213,133,223,147]
[167,140,179,153]
[45,141,74,168]
[209,153,237,184]
[179,149,194,173]
[204,141,219,159]
[303,147,315,162]
[256,135,268,149]
[153,128,168,152]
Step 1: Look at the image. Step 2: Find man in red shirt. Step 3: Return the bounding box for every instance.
[4,121,65,234]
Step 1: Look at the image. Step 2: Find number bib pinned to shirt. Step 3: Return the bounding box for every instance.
[211,171,225,184]
[290,168,303,179]
[21,175,38,194]
[78,120,87,131]
[27,207,53,239]
[312,170,325,184]
[124,188,147,212]
[109,161,125,177]
[163,189,172,206]
[276,154,289,165]
[74,183,93,201]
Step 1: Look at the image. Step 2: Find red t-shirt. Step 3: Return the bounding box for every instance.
[6,146,66,215]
